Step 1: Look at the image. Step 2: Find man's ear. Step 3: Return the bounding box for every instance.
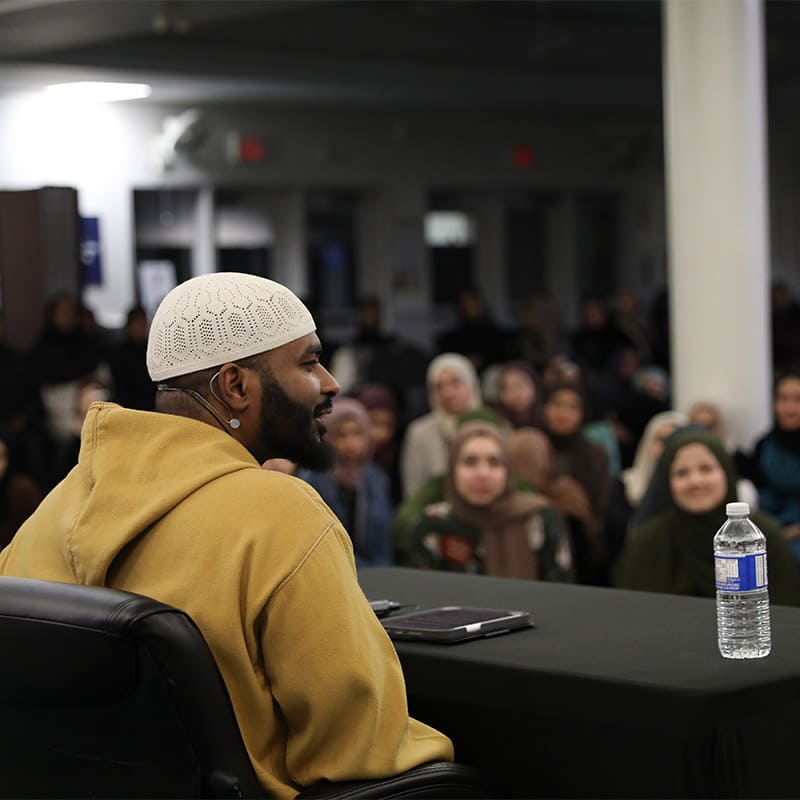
[215,362,253,413]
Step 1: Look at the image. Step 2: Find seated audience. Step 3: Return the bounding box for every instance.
[612,287,653,364]
[0,434,42,549]
[479,363,503,407]
[0,315,48,487]
[605,410,688,565]
[541,382,611,584]
[541,353,582,392]
[687,400,730,446]
[329,296,396,394]
[633,365,671,406]
[771,281,800,372]
[688,399,758,509]
[582,417,622,481]
[0,272,453,797]
[410,421,572,581]
[32,292,105,450]
[744,369,800,560]
[568,293,634,389]
[110,306,154,411]
[592,346,642,421]
[506,295,564,372]
[436,287,511,375]
[611,366,671,470]
[352,382,403,504]
[492,360,541,429]
[507,426,600,572]
[400,352,481,499]
[296,398,393,567]
[614,428,800,605]
[392,408,508,566]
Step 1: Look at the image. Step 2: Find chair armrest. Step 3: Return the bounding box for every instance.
[296,761,492,799]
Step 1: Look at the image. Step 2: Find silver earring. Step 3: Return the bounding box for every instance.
[209,371,241,430]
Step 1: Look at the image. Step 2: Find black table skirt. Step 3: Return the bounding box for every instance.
[359,567,800,799]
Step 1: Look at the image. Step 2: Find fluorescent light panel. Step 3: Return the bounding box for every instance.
[44,81,152,102]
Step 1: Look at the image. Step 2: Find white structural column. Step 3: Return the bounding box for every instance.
[271,187,307,298]
[664,0,772,448]
[192,187,216,277]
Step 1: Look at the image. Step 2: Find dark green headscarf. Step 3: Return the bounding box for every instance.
[615,428,800,605]
[639,427,736,524]
[631,426,731,526]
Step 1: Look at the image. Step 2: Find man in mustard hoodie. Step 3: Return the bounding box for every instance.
[0,273,453,798]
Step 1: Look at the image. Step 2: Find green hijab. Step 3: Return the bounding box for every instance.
[658,430,734,596]
[616,428,800,604]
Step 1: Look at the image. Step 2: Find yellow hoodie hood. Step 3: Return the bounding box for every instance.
[1,402,260,584]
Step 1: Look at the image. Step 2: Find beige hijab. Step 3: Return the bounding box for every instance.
[620,410,688,506]
[427,352,482,440]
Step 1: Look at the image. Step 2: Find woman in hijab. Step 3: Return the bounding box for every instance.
[508,426,601,557]
[400,353,482,499]
[296,398,393,567]
[352,382,402,504]
[614,428,800,605]
[411,421,572,581]
[605,410,688,564]
[509,427,602,533]
[540,382,611,584]
[491,360,541,429]
[392,408,509,567]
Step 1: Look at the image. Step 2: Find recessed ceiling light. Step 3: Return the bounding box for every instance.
[44,82,152,102]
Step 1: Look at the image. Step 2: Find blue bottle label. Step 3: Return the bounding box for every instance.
[715,552,768,592]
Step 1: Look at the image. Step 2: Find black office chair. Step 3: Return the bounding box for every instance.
[0,576,488,799]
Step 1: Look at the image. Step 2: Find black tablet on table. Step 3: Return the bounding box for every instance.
[380,605,533,643]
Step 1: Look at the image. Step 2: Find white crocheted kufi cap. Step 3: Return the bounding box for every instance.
[146,272,316,381]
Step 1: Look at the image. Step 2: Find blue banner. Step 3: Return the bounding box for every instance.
[80,216,102,285]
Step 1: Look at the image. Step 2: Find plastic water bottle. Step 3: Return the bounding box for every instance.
[714,501,771,659]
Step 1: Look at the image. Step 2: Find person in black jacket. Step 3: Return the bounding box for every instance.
[110,306,155,411]
[436,287,512,375]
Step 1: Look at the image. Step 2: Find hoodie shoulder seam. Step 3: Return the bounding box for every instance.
[67,405,102,580]
[268,519,337,602]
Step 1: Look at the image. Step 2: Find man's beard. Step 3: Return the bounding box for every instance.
[258,373,334,470]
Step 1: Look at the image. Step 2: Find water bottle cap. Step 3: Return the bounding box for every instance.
[726,501,750,516]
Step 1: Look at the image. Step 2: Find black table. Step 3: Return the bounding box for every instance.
[359,567,800,799]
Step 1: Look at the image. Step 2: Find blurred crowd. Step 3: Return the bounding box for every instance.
[280,281,800,601]
[0,294,152,543]
[4,280,800,604]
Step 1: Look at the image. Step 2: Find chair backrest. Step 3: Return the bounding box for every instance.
[0,576,267,799]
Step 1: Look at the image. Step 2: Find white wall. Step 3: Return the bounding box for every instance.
[0,90,687,337]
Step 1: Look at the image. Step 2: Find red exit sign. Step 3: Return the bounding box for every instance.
[225,131,267,164]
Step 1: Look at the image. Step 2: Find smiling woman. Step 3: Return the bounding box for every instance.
[668,442,728,515]
[614,428,800,606]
